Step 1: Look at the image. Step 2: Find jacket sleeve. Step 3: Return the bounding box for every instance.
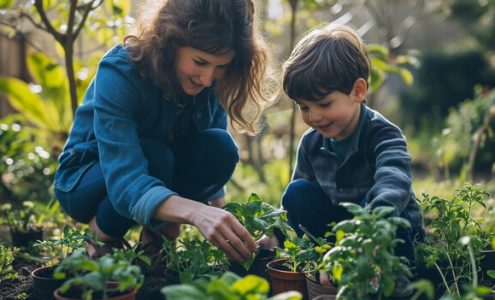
[93,57,177,226]
[366,125,412,216]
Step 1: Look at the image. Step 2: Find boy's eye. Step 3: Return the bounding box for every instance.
[319,102,331,108]
[299,106,309,112]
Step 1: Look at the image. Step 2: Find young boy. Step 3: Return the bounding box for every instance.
[278,23,425,283]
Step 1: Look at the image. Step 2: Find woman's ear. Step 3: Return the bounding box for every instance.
[352,78,367,102]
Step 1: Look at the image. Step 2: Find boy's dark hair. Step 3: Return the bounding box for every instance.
[283,23,370,101]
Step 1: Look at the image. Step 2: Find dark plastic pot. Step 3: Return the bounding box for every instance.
[31,265,66,299]
[229,249,275,280]
[266,258,308,299]
[11,228,43,248]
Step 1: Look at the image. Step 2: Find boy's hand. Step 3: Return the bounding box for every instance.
[256,234,279,250]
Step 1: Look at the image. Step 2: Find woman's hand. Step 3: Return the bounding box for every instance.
[192,204,258,263]
[153,195,257,263]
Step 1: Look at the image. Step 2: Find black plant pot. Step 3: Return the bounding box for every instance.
[229,249,275,280]
[11,228,43,248]
[31,265,66,299]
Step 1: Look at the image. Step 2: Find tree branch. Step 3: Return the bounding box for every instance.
[33,0,63,43]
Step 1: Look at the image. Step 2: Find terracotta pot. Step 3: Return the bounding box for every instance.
[53,282,138,300]
[305,274,337,299]
[266,258,308,299]
[31,265,65,299]
[11,228,43,248]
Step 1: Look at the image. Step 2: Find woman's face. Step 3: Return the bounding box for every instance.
[174,46,235,95]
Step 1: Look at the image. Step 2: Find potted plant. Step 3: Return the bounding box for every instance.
[321,203,412,300]
[53,248,144,300]
[0,201,43,248]
[224,193,291,278]
[161,271,303,300]
[266,236,319,299]
[30,226,99,299]
[416,184,494,296]
[297,226,337,300]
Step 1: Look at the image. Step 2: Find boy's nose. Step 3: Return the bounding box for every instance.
[309,111,322,122]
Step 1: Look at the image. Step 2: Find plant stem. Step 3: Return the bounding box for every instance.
[434,262,452,295]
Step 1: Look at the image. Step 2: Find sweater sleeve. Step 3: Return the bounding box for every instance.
[366,125,412,216]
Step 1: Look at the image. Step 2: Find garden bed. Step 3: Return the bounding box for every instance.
[0,257,173,300]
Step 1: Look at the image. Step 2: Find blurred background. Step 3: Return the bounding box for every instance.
[0,0,494,209]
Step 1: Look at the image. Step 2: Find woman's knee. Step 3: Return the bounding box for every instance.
[201,129,239,166]
[140,138,175,184]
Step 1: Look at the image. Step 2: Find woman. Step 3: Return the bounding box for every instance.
[54,0,273,264]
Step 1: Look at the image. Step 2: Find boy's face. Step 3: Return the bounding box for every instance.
[296,79,366,140]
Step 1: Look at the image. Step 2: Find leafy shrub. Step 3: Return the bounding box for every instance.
[321,203,412,299]
[0,121,57,203]
[0,244,19,283]
[432,88,495,178]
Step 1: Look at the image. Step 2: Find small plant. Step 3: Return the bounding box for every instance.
[224,193,291,240]
[164,234,229,283]
[321,203,412,300]
[54,248,144,300]
[276,236,320,273]
[0,201,41,233]
[0,244,19,283]
[417,183,493,295]
[438,236,495,300]
[161,271,302,300]
[32,225,98,266]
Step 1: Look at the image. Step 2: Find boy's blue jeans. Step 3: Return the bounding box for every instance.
[282,178,416,264]
[55,129,239,238]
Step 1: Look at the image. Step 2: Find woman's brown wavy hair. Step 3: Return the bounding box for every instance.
[124,0,274,134]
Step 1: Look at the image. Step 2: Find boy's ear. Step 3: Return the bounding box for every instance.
[352,78,367,102]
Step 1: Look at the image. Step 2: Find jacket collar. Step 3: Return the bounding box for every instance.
[320,103,368,164]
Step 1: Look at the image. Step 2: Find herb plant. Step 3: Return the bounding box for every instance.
[417,184,492,295]
[223,193,291,240]
[321,203,412,300]
[163,235,229,283]
[33,225,98,266]
[54,249,144,300]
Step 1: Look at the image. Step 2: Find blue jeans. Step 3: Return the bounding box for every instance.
[282,178,416,264]
[55,129,239,238]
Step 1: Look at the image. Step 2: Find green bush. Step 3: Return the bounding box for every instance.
[432,88,495,178]
[0,121,57,203]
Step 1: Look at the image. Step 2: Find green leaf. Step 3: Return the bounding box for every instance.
[161,284,206,300]
[399,68,414,86]
[232,275,269,295]
[0,0,15,9]
[0,77,51,130]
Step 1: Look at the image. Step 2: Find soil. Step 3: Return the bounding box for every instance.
[0,258,177,300]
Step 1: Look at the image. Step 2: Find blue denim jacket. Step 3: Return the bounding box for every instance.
[54,45,227,226]
[293,104,424,236]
